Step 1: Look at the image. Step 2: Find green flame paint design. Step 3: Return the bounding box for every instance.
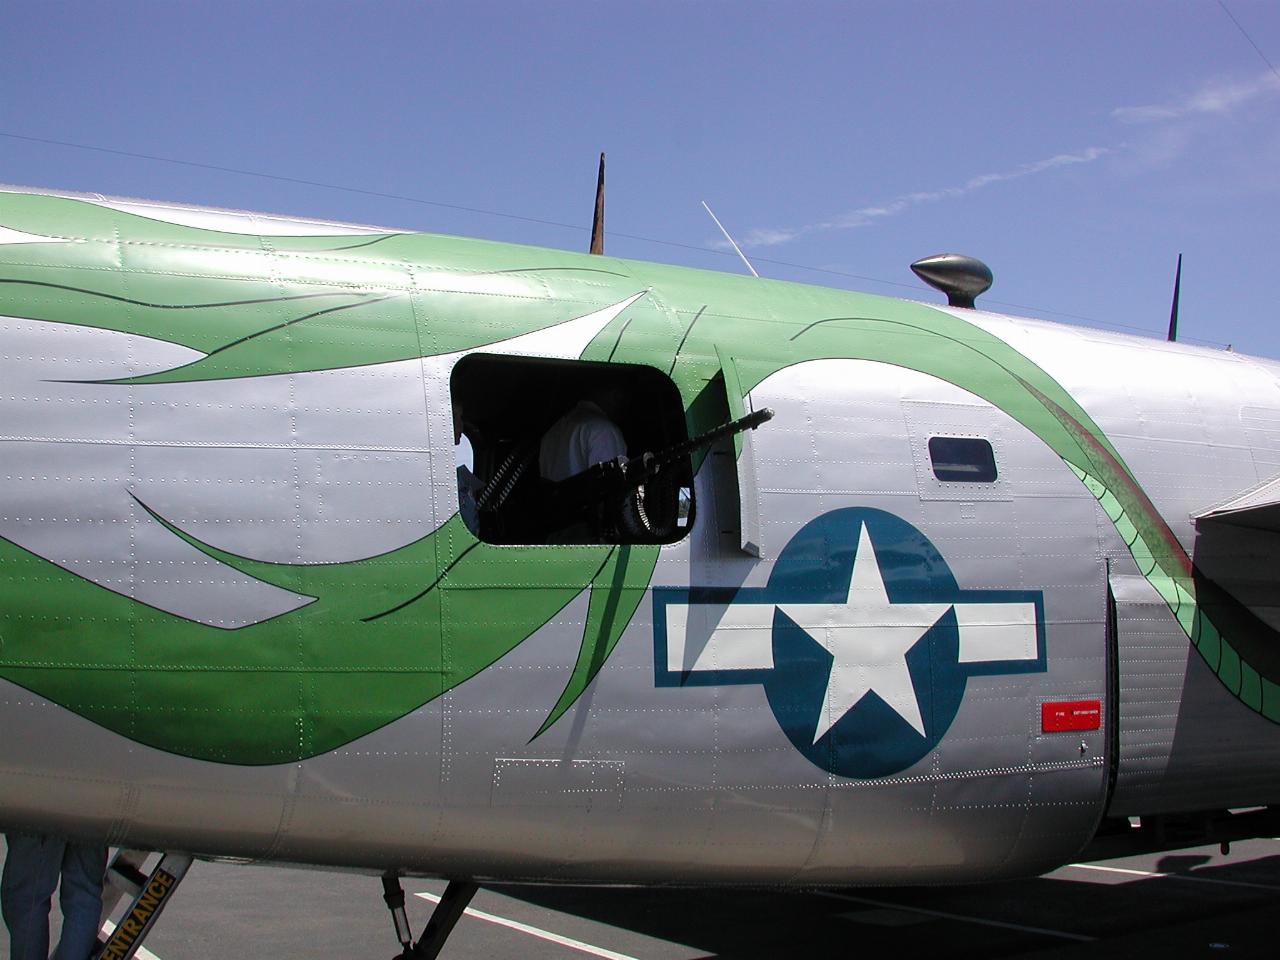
[0,190,1275,768]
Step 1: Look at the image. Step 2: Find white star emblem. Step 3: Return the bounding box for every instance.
[659,517,1041,753]
[777,524,948,742]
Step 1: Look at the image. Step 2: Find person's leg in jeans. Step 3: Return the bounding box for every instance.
[52,842,107,960]
[2,833,65,960]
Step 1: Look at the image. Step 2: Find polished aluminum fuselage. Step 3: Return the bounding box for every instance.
[2,187,1279,886]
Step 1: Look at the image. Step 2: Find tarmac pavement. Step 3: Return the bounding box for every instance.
[2,837,1278,959]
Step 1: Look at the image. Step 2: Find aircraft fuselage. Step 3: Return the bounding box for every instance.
[2,185,1279,886]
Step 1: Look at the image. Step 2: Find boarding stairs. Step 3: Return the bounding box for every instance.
[90,849,193,960]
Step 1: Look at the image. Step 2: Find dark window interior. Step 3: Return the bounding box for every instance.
[451,354,694,545]
[927,436,998,483]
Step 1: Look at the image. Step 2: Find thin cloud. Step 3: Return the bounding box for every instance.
[741,147,1110,247]
[1112,72,1280,123]
[741,227,801,247]
[1110,71,1280,173]
[737,73,1279,250]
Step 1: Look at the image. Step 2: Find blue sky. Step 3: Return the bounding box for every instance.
[4,2,1278,354]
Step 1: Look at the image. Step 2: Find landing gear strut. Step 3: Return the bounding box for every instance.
[382,875,478,960]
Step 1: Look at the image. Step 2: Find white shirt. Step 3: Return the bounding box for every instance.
[539,401,626,482]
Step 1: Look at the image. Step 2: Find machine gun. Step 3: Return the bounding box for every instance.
[546,407,774,541]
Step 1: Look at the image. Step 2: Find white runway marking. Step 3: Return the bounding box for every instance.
[101,918,163,960]
[817,892,1095,942]
[1065,862,1280,891]
[416,892,641,960]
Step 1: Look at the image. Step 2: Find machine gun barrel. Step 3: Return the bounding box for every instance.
[548,407,774,511]
[619,406,774,485]
[541,407,773,540]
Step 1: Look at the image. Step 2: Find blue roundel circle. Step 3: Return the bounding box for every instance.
[760,508,967,779]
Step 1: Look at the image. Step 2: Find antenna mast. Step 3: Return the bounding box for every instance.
[701,200,759,278]
[1167,253,1182,342]
[589,153,605,255]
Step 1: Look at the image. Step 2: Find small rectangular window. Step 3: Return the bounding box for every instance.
[928,436,997,483]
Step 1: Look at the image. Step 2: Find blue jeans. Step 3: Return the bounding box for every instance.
[2,834,107,960]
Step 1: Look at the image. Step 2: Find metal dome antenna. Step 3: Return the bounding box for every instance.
[910,253,993,309]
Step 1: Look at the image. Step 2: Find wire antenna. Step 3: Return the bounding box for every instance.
[701,201,759,278]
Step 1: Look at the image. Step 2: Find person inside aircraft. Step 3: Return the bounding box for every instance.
[538,385,628,543]
[538,386,627,483]
[2,833,106,960]
[450,354,694,546]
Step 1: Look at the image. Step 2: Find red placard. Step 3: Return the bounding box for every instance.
[1041,699,1101,733]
